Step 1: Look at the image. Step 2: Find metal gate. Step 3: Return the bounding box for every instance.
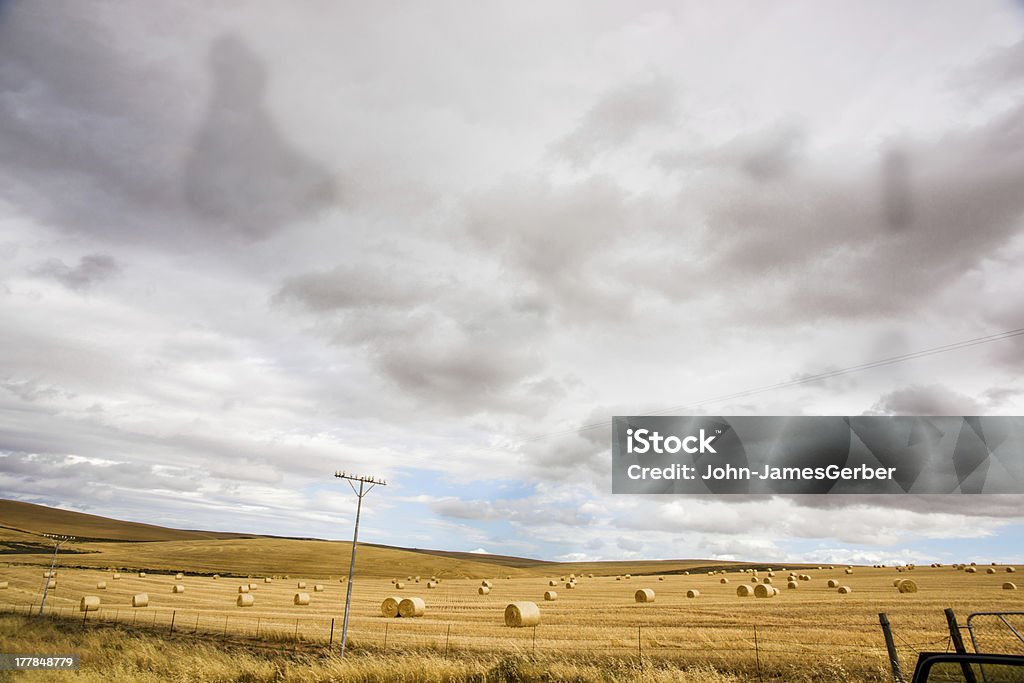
[967,612,1024,656]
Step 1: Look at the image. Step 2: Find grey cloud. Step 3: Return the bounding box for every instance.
[33,254,120,290]
[868,384,984,416]
[551,75,677,166]
[431,496,592,528]
[275,263,441,312]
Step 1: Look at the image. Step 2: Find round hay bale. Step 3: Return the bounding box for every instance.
[634,588,655,603]
[132,593,149,607]
[504,601,540,627]
[845,569,854,575]
[683,571,689,575]
[549,580,558,586]
[0,581,7,590]
[46,580,57,589]
[407,576,413,581]
[588,574,594,578]
[686,589,700,598]
[264,577,272,583]
[237,594,254,607]
[139,572,146,578]
[313,584,325,592]
[625,574,631,579]
[43,570,56,578]
[544,590,557,601]
[80,596,100,612]
[97,581,107,590]
[415,576,421,583]
[381,596,401,618]
[112,573,121,580]
[897,580,918,593]
[565,582,576,589]
[238,585,249,594]
[837,586,852,594]
[297,581,307,589]
[763,577,772,584]
[172,584,185,593]
[720,578,729,584]
[658,576,665,581]
[827,579,839,588]
[800,574,811,581]
[787,581,798,589]
[481,580,492,588]
[398,597,426,618]
[479,586,491,595]
[987,568,997,574]
[1004,582,1017,590]
[970,562,977,566]
[965,567,977,574]
[248,583,258,590]
[294,592,310,605]
[1007,567,1016,573]
[893,579,903,587]
[767,571,774,577]
[213,575,219,580]
[175,573,184,580]
[427,581,438,588]
[750,576,759,583]
[737,584,754,597]
[395,582,405,589]
[754,584,778,598]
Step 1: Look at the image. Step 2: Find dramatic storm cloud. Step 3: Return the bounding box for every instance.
[2,1,1024,564]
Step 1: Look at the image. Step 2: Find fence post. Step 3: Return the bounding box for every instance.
[444,624,451,658]
[194,614,199,634]
[255,617,261,638]
[82,609,88,626]
[637,624,642,660]
[878,613,905,683]
[223,615,229,636]
[943,608,978,683]
[329,618,335,647]
[754,625,763,683]
[169,610,176,635]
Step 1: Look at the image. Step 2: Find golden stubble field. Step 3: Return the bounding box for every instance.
[2,562,1020,677]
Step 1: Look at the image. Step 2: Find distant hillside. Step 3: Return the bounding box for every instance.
[0,500,249,543]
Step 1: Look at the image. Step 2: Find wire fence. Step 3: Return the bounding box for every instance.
[2,599,931,678]
[966,612,1024,657]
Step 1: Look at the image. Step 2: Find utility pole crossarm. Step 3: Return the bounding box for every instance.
[334,470,386,657]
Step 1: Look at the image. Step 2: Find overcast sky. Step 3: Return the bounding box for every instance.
[2,1,1024,565]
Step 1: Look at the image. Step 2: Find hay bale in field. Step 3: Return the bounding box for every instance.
[132,593,149,607]
[799,574,810,581]
[1007,567,1016,573]
[43,570,56,578]
[625,574,631,579]
[845,569,854,575]
[172,584,185,594]
[415,576,421,583]
[482,580,492,588]
[381,596,402,617]
[264,577,272,583]
[767,571,774,577]
[965,567,977,574]
[634,588,655,603]
[615,576,622,581]
[139,572,146,578]
[683,571,690,575]
[1004,582,1017,590]
[827,579,839,588]
[213,575,219,580]
[659,576,665,581]
[46,580,56,589]
[970,562,977,566]
[544,590,557,601]
[314,584,325,592]
[893,580,903,587]
[297,581,306,589]
[175,573,184,580]
[479,586,491,595]
[238,585,249,593]
[546,579,558,587]
[395,582,405,589]
[763,578,772,584]
[896,567,904,573]
[80,596,100,612]
[720,578,729,584]
[588,574,594,578]
[686,589,700,598]
[248,583,259,590]
[504,601,540,627]
[399,597,426,618]
[237,594,254,607]
[987,568,997,574]
[565,582,576,589]
[897,580,918,593]
[750,576,759,583]
[427,581,438,589]
[97,581,107,590]
[294,592,311,605]
[112,573,121,580]
[837,586,852,594]
[0,582,8,589]
[787,581,798,590]
[754,584,777,598]
[737,585,753,597]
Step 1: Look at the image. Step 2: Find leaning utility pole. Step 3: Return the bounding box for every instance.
[334,471,386,657]
[38,534,74,617]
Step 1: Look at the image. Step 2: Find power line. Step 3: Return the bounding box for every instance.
[515,326,1024,445]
